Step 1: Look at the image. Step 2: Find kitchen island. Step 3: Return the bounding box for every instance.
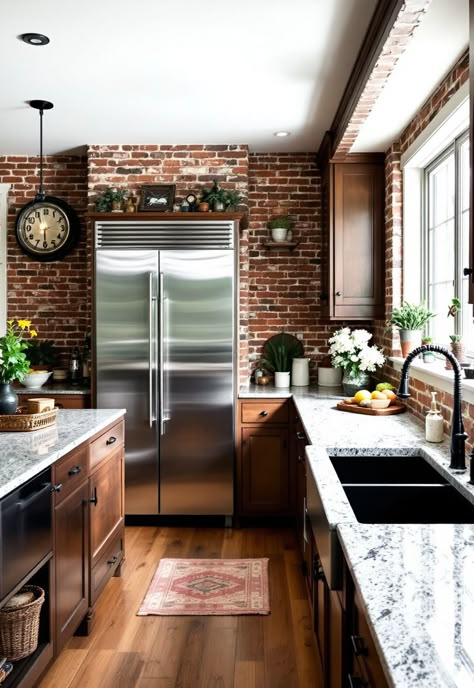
[240,384,474,687]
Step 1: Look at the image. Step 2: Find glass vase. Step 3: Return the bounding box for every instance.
[342,370,370,397]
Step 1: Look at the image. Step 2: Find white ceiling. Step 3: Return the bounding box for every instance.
[352,0,469,153]
[0,0,380,155]
[0,0,468,157]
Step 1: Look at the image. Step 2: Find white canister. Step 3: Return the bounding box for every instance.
[291,358,310,386]
[317,366,342,387]
[274,371,290,388]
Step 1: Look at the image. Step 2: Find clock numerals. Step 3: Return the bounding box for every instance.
[16,197,79,261]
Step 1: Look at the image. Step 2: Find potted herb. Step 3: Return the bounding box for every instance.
[268,216,292,242]
[0,319,37,414]
[421,336,435,363]
[199,179,228,211]
[95,187,128,213]
[446,297,465,367]
[389,302,436,357]
[223,189,242,211]
[259,332,304,388]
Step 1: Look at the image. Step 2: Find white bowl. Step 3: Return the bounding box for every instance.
[20,371,52,389]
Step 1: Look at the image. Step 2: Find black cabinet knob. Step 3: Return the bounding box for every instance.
[336,291,342,296]
[463,267,473,276]
[106,436,117,445]
[259,410,268,417]
[296,431,306,441]
[68,465,81,476]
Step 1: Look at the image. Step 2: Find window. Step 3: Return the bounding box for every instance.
[424,130,473,350]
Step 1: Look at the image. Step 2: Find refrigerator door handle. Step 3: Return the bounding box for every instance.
[148,272,156,428]
[159,272,166,436]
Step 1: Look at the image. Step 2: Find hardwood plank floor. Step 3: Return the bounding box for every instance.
[39,526,321,688]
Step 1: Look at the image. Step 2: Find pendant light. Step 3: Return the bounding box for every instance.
[29,99,54,201]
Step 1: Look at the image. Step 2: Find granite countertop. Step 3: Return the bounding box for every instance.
[15,382,91,395]
[0,408,125,499]
[239,383,474,687]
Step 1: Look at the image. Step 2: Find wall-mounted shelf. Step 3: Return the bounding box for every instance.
[264,241,299,251]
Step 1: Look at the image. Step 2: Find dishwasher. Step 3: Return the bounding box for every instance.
[0,468,53,602]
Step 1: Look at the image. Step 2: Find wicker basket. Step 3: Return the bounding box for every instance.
[0,407,57,432]
[0,586,45,661]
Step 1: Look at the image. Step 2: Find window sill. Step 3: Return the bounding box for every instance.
[389,357,474,405]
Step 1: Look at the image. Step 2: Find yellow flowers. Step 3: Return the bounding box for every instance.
[0,319,39,383]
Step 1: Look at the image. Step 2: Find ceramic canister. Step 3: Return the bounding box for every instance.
[292,358,310,386]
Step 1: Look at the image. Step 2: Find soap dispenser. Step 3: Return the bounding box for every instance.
[425,392,444,443]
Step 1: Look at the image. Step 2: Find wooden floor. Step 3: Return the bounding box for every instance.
[39,526,321,688]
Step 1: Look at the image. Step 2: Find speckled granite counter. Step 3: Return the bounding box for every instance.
[0,408,125,499]
[240,384,474,687]
[15,383,91,395]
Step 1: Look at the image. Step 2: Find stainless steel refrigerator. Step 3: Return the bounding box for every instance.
[94,219,236,516]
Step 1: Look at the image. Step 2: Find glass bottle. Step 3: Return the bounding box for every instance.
[82,334,91,384]
[69,347,82,386]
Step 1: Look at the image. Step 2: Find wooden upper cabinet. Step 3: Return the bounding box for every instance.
[328,160,385,320]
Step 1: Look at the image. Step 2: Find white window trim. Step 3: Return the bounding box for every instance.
[390,356,474,406]
[0,184,10,336]
[401,81,469,307]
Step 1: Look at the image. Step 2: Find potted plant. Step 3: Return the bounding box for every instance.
[0,319,37,414]
[328,327,385,396]
[268,216,292,242]
[446,297,466,367]
[223,189,242,211]
[199,179,228,211]
[389,302,436,357]
[259,332,304,388]
[95,187,128,213]
[421,336,435,363]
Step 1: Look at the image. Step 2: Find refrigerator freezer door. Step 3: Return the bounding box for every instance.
[159,250,234,515]
[95,250,159,515]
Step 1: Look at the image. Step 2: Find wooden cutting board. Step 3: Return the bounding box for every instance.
[336,401,406,416]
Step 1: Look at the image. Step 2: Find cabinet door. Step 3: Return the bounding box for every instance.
[328,590,343,688]
[331,163,384,319]
[89,450,124,566]
[55,481,89,653]
[241,426,290,515]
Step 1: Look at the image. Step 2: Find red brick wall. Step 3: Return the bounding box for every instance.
[381,49,471,445]
[2,155,88,364]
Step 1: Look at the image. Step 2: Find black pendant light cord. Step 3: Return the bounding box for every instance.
[29,99,54,202]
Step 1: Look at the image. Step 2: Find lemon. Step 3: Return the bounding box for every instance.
[354,390,371,404]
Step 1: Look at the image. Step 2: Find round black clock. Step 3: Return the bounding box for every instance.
[15,196,80,261]
[186,193,197,206]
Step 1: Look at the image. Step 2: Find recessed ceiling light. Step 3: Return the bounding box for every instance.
[19,33,50,46]
[273,131,291,137]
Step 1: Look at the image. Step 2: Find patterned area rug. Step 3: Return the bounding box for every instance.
[137,558,270,616]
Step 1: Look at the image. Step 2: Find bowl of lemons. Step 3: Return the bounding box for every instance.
[20,370,52,389]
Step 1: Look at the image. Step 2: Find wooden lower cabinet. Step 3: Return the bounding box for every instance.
[52,418,125,654]
[54,481,89,654]
[18,392,91,409]
[238,399,294,517]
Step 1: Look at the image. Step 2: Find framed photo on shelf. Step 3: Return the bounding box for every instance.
[139,185,176,212]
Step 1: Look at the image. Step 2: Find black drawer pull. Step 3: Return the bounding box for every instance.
[463,267,473,276]
[312,555,325,581]
[107,555,118,565]
[296,431,306,441]
[297,454,304,464]
[68,465,82,476]
[347,675,367,688]
[51,483,63,493]
[259,411,268,417]
[351,634,368,657]
[106,436,117,445]
[89,487,98,506]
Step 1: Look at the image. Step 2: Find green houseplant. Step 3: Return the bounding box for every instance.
[259,332,304,387]
[199,179,228,211]
[389,302,436,357]
[0,319,37,414]
[268,215,292,242]
[95,187,128,212]
[446,297,465,367]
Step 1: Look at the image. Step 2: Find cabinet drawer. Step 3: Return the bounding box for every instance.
[352,589,389,688]
[90,531,124,605]
[89,420,124,470]
[53,445,88,505]
[241,401,288,424]
[53,395,90,410]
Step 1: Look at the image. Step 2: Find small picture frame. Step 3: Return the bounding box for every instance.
[139,185,176,212]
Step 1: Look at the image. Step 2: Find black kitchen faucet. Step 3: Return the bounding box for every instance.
[397,345,473,482]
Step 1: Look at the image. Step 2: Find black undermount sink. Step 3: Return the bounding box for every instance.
[328,454,474,524]
[329,454,448,485]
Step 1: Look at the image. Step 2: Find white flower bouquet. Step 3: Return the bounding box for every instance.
[328,327,385,375]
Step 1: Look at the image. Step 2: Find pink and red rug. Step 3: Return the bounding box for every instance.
[137,558,270,616]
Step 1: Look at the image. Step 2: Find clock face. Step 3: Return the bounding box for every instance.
[15,196,80,261]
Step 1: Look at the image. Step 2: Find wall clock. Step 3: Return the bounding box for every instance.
[15,196,80,261]
[15,99,80,261]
